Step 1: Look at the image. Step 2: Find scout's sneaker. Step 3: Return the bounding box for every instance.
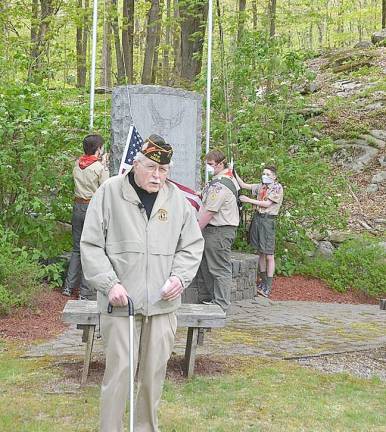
[255,282,267,297]
[260,286,271,298]
[62,286,72,297]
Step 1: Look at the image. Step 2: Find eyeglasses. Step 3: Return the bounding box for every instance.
[139,161,169,175]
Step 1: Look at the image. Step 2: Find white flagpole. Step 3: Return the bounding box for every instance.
[89,0,98,130]
[205,0,213,183]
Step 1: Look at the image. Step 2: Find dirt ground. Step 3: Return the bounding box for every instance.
[0,276,379,342]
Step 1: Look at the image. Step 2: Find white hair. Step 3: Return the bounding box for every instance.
[133,151,174,167]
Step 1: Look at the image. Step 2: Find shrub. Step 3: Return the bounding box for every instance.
[0,226,46,315]
[301,239,386,297]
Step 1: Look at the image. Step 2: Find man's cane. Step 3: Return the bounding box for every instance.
[108,297,135,432]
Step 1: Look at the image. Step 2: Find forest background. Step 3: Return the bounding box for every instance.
[0,0,385,314]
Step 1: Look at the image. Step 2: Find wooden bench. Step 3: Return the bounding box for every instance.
[381,299,386,311]
[62,300,226,384]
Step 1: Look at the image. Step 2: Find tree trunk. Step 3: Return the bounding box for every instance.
[162,0,171,84]
[152,0,164,83]
[111,0,125,83]
[122,0,134,83]
[76,0,89,88]
[252,0,258,31]
[268,0,277,37]
[100,0,112,88]
[29,0,55,81]
[179,0,209,83]
[237,0,247,44]
[172,0,181,81]
[30,0,39,69]
[383,0,386,28]
[142,0,161,84]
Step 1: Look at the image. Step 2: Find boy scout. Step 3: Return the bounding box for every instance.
[197,150,240,312]
[236,166,283,298]
[80,135,204,432]
[62,134,109,299]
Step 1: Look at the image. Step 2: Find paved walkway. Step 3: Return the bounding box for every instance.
[28,298,386,361]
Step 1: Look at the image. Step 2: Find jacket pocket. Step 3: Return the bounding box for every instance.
[106,240,144,254]
[105,241,145,306]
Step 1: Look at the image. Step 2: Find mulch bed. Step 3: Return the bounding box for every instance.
[271,275,379,304]
[0,276,380,342]
[0,289,71,342]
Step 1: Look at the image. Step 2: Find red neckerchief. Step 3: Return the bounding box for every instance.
[78,155,99,170]
[258,184,268,200]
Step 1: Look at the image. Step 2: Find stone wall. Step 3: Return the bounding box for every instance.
[182,251,258,304]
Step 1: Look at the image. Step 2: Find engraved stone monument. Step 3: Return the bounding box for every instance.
[110,85,202,190]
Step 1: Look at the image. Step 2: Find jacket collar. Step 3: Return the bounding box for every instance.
[120,167,170,219]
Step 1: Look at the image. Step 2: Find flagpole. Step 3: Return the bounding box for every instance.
[205,0,213,183]
[89,0,98,131]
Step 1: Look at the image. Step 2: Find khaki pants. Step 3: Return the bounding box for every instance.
[100,312,177,432]
[198,225,236,311]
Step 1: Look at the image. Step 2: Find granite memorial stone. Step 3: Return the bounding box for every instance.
[110,85,202,190]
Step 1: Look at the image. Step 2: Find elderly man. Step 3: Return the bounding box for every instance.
[80,134,204,432]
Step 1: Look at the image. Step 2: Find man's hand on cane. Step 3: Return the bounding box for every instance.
[108,283,129,307]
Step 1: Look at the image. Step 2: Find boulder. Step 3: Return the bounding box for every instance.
[370,130,386,142]
[371,30,386,45]
[317,241,334,257]
[327,230,354,243]
[371,171,386,184]
[354,41,373,49]
[379,155,386,167]
[358,134,385,149]
[332,142,379,172]
[366,183,379,193]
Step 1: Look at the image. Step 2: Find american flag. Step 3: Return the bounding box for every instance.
[119,125,143,175]
[168,179,202,212]
[119,125,201,212]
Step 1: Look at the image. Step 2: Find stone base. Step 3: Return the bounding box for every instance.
[182,251,258,304]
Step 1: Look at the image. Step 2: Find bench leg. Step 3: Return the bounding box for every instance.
[184,327,199,378]
[81,325,95,385]
[197,328,205,346]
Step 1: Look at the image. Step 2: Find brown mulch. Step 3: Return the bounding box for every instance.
[270,275,379,305]
[0,289,70,342]
[0,277,380,343]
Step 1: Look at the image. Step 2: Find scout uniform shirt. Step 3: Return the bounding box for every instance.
[200,169,240,226]
[251,181,283,215]
[73,159,109,200]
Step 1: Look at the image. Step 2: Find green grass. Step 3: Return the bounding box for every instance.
[0,343,385,431]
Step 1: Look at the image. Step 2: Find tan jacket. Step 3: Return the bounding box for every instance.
[73,160,109,200]
[80,170,204,316]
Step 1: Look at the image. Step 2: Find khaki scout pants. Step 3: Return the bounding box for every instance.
[198,225,236,311]
[100,312,177,432]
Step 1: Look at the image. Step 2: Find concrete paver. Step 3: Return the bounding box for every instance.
[27,299,386,362]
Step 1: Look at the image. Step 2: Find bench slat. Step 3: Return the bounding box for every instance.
[62,300,226,328]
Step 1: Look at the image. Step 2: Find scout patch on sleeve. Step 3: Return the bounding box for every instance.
[267,183,283,203]
[208,184,223,201]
